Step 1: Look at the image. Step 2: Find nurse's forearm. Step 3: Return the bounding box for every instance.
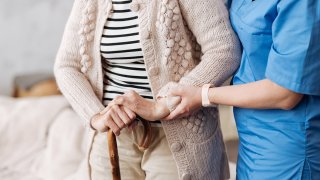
[209,79,303,110]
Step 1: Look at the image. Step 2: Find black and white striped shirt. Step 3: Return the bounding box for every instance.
[100,0,153,106]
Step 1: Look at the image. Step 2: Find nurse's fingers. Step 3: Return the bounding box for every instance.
[168,85,184,97]
[162,103,189,120]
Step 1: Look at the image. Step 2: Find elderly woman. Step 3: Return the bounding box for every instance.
[54,0,240,179]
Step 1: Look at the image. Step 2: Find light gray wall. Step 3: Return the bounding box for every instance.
[0,0,74,95]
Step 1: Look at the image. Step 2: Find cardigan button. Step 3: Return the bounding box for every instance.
[87,34,94,42]
[171,142,182,152]
[164,48,171,57]
[81,67,87,73]
[168,1,176,10]
[84,25,90,33]
[130,3,140,12]
[149,66,159,76]
[141,31,151,40]
[88,5,96,13]
[80,47,86,55]
[181,173,191,180]
[167,39,175,48]
[88,14,96,21]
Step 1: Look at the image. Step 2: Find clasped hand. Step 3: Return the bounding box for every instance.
[91,85,202,135]
[90,90,178,135]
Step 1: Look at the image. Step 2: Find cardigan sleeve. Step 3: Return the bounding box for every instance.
[54,0,105,126]
[177,0,241,87]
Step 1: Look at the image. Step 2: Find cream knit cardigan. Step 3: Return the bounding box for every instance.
[54,0,241,179]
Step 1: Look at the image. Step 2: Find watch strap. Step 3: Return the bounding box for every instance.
[202,84,211,107]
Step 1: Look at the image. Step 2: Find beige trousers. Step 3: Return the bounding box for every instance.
[89,124,179,180]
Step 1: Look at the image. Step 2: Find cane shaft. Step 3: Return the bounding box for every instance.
[107,130,121,180]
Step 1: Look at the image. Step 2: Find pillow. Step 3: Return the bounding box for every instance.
[12,73,61,97]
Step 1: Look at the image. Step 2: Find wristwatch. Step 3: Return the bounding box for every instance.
[201,84,216,107]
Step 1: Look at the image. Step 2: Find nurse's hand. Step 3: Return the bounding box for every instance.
[163,85,202,120]
[90,105,136,136]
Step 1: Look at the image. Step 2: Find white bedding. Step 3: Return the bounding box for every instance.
[0,96,88,180]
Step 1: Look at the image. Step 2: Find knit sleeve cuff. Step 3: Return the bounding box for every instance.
[156,82,179,99]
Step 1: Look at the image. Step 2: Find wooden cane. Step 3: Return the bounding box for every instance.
[107,130,121,180]
[106,96,181,180]
[107,120,152,180]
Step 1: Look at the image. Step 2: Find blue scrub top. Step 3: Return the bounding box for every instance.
[229,0,320,179]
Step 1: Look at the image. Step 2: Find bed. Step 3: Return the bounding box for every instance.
[0,95,88,180]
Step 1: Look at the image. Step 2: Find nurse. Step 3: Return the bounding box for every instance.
[162,0,320,179]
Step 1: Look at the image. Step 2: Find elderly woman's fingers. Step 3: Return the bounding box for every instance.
[108,90,170,121]
[100,103,113,115]
[127,120,138,132]
[112,95,133,109]
[109,106,126,129]
[113,95,125,105]
[121,105,138,132]
[116,106,134,126]
[95,99,138,135]
[112,90,141,110]
[125,90,139,97]
[92,105,133,135]
[91,115,109,132]
[104,117,121,136]
[122,106,136,120]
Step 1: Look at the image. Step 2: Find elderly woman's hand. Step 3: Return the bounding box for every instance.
[108,90,181,121]
[90,105,136,136]
[163,84,202,120]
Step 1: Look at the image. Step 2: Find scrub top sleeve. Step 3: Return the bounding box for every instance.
[265,0,320,96]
